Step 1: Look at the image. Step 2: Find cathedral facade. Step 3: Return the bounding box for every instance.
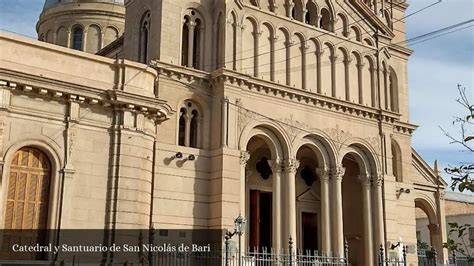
[0,0,449,264]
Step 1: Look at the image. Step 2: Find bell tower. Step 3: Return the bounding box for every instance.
[123,0,222,71]
[37,0,126,54]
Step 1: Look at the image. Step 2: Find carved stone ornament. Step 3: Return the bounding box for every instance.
[365,136,381,153]
[358,173,372,187]
[68,128,77,161]
[316,167,330,181]
[325,125,352,152]
[240,151,250,166]
[236,98,258,135]
[284,159,300,173]
[331,166,346,180]
[268,159,283,174]
[278,114,309,142]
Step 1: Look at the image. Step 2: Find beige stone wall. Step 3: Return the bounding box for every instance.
[0,32,171,230]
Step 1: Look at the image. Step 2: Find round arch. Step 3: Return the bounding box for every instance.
[239,122,291,160]
[0,139,63,230]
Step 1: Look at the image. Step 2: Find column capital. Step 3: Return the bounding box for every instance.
[427,223,440,234]
[239,151,250,166]
[330,166,345,181]
[358,173,372,187]
[373,173,384,186]
[268,159,283,174]
[284,158,300,173]
[316,167,330,181]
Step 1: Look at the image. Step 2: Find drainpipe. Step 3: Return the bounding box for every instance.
[375,28,389,262]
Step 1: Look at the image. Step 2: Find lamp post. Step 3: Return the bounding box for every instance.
[225,214,246,266]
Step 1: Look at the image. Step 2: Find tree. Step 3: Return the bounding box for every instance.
[440,84,474,193]
[443,223,473,260]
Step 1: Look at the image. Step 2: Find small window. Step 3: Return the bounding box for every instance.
[72,27,84,50]
[256,157,272,180]
[178,108,186,146]
[320,9,331,31]
[177,101,202,148]
[300,165,316,187]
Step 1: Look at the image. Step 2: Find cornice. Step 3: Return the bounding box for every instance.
[0,75,173,122]
[149,61,416,136]
[349,0,395,38]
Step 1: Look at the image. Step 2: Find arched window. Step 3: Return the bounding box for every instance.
[181,9,205,70]
[291,0,303,22]
[305,2,317,26]
[71,26,84,50]
[391,140,403,182]
[178,108,186,146]
[177,101,202,148]
[56,26,68,47]
[351,26,362,42]
[193,19,202,68]
[86,25,101,53]
[181,17,190,67]
[104,26,119,47]
[139,11,151,64]
[190,110,199,148]
[320,8,331,31]
[389,68,399,112]
[3,147,51,259]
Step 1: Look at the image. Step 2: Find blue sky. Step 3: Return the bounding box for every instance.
[0,0,473,192]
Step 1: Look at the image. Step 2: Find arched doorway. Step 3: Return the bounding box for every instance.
[295,145,321,254]
[340,146,376,266]
[2,147,51,259]
[246,135,275,252]
[415,198,441,261]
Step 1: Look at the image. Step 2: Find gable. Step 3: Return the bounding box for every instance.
[411,149,448,187]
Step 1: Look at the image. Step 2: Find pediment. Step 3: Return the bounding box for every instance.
[297,189,320,202]
[411,149,448,187]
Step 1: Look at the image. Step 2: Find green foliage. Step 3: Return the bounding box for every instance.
[443,222,472,259]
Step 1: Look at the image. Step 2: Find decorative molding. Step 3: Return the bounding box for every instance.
[284,158,300,173]
[278,114,309,142]
[268,158,283,173]
[239,150,251,166]
[236,98,258,134]
[331,166,346,181]
[325,125,352,151]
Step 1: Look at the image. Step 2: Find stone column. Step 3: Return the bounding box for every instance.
[284,158,299,251]
[286,40,293,86]
[316,167,331,254]
[357,62,364,105]
[344,58,351,101]
[428,224,441,254]
[331,166,345,257]
[330,55,337,97]
[359,174,374,266]
[187,22,196,67]
[269,159,283,252]
[373,174,385,252]
[184,113,191,147]
[317,51,322,94]
[302,44,308,90]
[221,98,228,147]
[239,151,250,252]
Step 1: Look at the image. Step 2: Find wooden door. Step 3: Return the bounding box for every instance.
[302,212,318,253]
[2,147,51,260]
[249,190,260,250]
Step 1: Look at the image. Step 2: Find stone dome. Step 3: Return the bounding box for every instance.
[43,0,124,11]
[38,0,126,54]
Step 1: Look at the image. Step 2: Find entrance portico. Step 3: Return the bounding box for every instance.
[239,124,384,265]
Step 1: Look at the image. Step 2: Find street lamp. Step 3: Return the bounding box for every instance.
[225,214,246,266]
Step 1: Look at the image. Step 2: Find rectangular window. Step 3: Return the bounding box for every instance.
[416,231,421,240]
